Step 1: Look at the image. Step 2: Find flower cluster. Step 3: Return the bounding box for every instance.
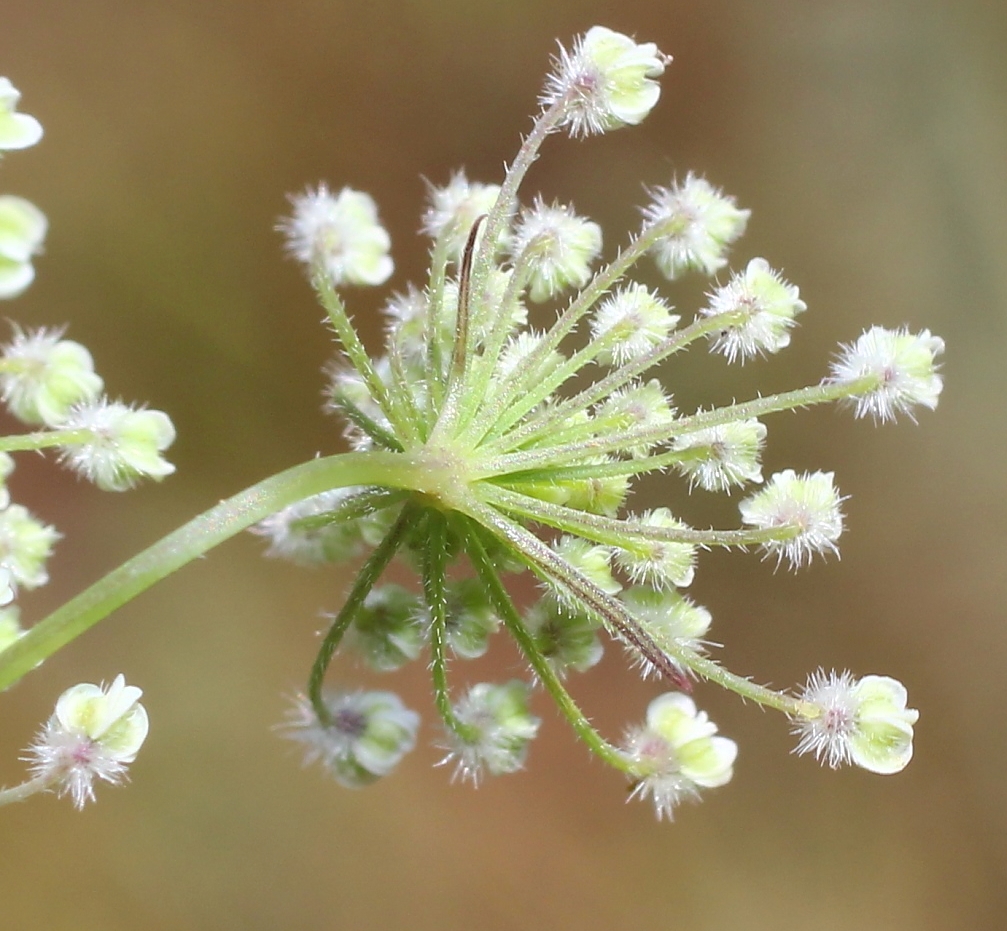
[205,27,942,822]
[0,80,164,811]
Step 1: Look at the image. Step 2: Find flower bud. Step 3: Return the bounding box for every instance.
[671,418,767,492]
[620,586,711,678]
[0,503,60,590]
[590,284,679,366]
[524,599,604,676]
[345,584,424,672]
[438,578,500,660]
[614,508,696,589]
[739,470,844,570]
[422,171,506,260]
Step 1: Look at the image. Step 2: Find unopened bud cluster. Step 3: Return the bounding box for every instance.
[0,80,167,810]
[262,26,940,820]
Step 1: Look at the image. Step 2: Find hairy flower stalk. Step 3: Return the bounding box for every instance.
[0,31,942,820]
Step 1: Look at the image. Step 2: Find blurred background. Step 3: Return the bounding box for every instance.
[2,1,1005,928]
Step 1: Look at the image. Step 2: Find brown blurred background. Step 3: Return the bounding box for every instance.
[2,1,1005,928]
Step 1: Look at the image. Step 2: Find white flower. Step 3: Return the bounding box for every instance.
[739,470,844,569]
[643,173,750,280]
[0,568,14,608]
[523,599,604,676]
[422,171,505,260]
[672,419,767,492]
[542,27,668,137]
[793,670,918,774]
[623,692,737,820]
[829,326,945,423]
[510,198,602,302]
[0,451,13,511]
[0,604,23,648]
[280,185,393,287]
[252,488,371,565]
[0,196,47,300]
[0,504,60,590]
[590,284,679,366]
[701,258,806,363]
[620,586,712,679]
[439,680,540,785]
[0,326,104,425]
[0,78,43,151]
[26,674,149,808]
[614,508,696,589]
[283,689,420,788]
[57,399,176,491]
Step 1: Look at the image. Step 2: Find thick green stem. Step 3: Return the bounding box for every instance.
[0,450,436,691]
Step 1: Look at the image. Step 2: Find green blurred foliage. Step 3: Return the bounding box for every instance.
[2,1,1006,928]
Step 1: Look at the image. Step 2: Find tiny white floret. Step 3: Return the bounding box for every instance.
[643,174,750,280]
[793,669,918,774]
[0,326,103,425]
[542,27,668,137]
[0,78,43,150]
[701,258,806,363]
[623,692,737,820]
[26,674,149,808]
[739,469,844,570]
[58,399,176,491]
[281,184,393,287]
[829,326,945,423]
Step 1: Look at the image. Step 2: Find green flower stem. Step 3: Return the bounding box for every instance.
[459,494,689,687]
[460,241,537,412]
[0,449,445,692]
[0,775,49,808]
[424,232,454,405]
[461,217,709,450]
[290,488,407,533]
[460,494,808,716]
[313,272,421,448]
[479,482,799,549]
[462,521,636,774]
[476,377,874,478]
[307,504,417,725]
[469,97,569,328]
[0,427,92,454]
[674,377,879,435]
[477,313,730,455]
[328,388,404,452]
[423,511,478,742]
